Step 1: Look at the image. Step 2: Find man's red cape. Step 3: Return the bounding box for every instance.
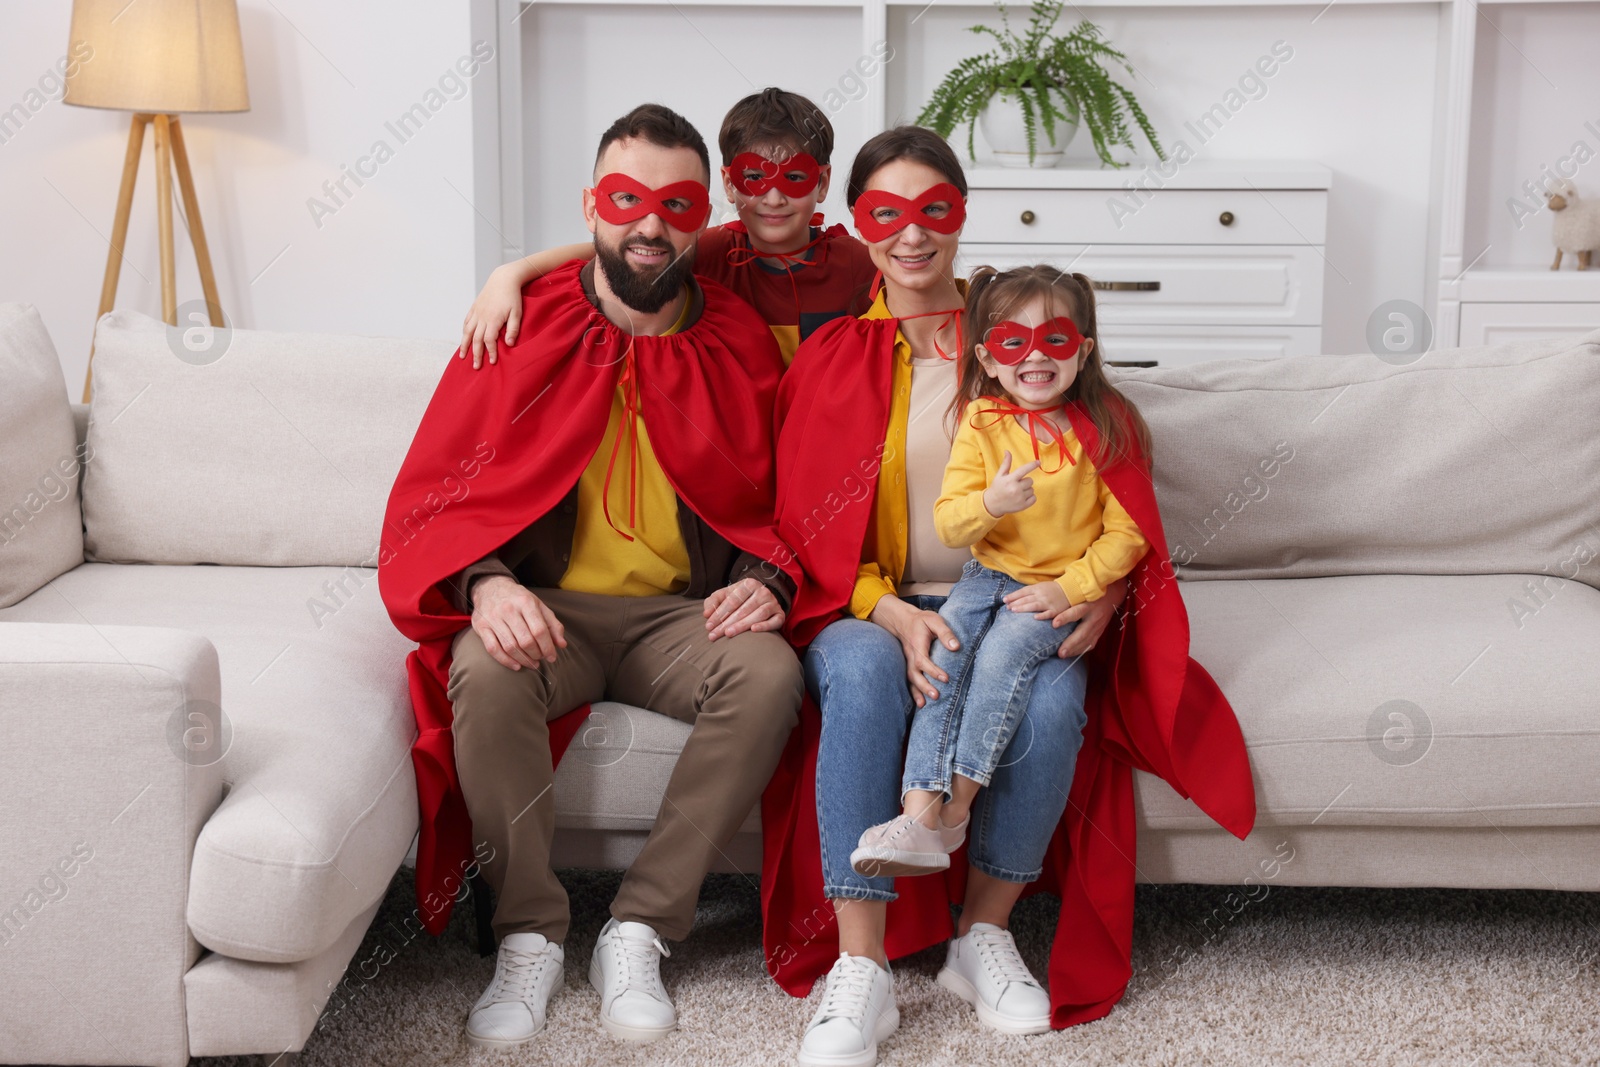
[760,315,1257,1027]
[379,260,793,935]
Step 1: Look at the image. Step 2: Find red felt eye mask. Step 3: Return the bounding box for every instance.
[852,183,967,242]
[725,152,821,198]
[982,317,1085,365]
[593,173,711,232]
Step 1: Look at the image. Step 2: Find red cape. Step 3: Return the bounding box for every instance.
[762,314,1257,1026]
[380,260,794,934]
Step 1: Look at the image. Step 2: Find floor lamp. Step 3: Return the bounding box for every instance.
[65,0,249,402]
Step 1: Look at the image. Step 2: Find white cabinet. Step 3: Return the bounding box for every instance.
[956,161,1331,368]
[1458,303,1600,346]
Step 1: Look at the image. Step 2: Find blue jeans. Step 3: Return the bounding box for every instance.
[804,592,1089,902]
[904,560,1078,798]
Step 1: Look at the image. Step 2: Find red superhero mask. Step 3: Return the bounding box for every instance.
[852,183,967,243]
[982,317,1085,365]
[724,152,821,198]
[592,173,711,232]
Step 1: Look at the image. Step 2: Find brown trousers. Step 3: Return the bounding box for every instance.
[447,587,802,943]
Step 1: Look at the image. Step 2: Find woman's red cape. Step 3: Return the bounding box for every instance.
[379,260,794,935]
[760,315,1257,1027]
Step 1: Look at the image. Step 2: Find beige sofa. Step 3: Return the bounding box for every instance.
[1,301,1596,1066]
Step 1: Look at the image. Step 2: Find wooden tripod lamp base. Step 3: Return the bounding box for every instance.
[85,112,226,402]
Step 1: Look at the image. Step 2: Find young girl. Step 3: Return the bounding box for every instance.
[852,264,1153,878]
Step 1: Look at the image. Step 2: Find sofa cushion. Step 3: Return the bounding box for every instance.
[1136,573,1600,830]
[81,309,449,568]
[0,563,417,963]
[0,304,85,607]
[1110,328,1600,591]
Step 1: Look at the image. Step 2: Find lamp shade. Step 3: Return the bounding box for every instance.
[65,0,249,113]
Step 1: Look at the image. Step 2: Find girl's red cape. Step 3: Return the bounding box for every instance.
[379,261,794,935]
[760,315,1257,1027]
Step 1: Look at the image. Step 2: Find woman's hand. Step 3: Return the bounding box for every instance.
[703,577,786,640]
[1044,576,1128,659]
[458,266,525,370]
[869,595,959,708]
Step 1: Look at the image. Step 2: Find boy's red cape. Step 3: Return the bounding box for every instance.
[761,315,1257,1027]
[379,260,793,934]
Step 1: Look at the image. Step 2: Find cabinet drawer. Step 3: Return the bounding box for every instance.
[1098,324,1322,369]
[964,186,1326,246]
[1458,302,1600,346]
[958,244,1324,326]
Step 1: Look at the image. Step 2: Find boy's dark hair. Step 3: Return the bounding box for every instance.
[718,88,834,166]
[845,125,967,209]
[595,104,710,181]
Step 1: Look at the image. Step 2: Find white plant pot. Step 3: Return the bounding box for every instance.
[978,88,1080,168]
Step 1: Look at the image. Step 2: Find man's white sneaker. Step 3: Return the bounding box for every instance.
[588,918,677,1042]
[937,923,1051,1035]
[797,953,899,1067]
[465,932,565,1049]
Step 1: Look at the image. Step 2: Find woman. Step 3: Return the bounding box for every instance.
[763,127,1256,1067]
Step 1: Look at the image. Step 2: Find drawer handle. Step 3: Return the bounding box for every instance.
[1219,211,1235,226]
[1092,280,1161,292]
[1020,210,1036,225]
[1107,360,1159,368]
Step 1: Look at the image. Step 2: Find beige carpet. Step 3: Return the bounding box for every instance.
[193,867,1600,1067]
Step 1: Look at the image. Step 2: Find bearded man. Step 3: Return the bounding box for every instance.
[379,103,801,1050]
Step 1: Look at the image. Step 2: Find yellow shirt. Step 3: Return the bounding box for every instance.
[559,293,693,597]
[848,286,960,620]
[934,407,1148,604]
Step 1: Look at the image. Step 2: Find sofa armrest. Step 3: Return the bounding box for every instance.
[0,622,225,1067]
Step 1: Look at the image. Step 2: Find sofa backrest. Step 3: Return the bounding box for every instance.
[0,304,85,606]
[1110,328,1600,591]
[82,310,449,568]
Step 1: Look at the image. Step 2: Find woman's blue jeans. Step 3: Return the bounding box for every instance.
[804,594,1089,902]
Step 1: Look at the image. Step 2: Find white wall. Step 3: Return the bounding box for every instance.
[1,1,479,399]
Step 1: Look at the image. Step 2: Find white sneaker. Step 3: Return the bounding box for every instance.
[797,953,899,1067]
[588,917,676,1042]
[937,922,1051,1034]
[465,931,565,1048]
[850,812,968,878]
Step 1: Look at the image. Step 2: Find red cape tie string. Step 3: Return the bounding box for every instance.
[721,218,834,325]
[600,336,641,541]
[867,270,964,361]
[966,395,1077,475]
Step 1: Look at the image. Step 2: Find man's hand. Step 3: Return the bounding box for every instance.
[869,595,960,709]
[703,577,786,640]
[471,575,566,670]
[457,265,525,370]
[983,450,1042,517]
[1005,579,1070,619]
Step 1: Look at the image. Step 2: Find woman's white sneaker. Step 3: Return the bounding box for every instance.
[465,932,565,1048]
[937,923,1051,1034]
[798,953,899,1067]
[588,918,677,1042]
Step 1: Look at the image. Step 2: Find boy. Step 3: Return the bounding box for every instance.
[459,87,876,367]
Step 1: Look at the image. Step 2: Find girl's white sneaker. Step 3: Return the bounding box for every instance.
[465,932,565,1048]
[798,953,899,1067]
[937,923,1051,1034]
[849,812,968,877]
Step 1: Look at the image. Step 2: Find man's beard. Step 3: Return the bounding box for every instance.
[594,232,697,314]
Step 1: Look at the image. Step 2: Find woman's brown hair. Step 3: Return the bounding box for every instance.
[949,264,1153,471]
[845,125,967,209]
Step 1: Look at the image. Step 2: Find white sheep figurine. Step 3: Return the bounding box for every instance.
[1548,179,1600,270]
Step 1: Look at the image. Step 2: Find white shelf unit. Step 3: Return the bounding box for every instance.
[469,0,1600,352]
[1433,0,1600,346]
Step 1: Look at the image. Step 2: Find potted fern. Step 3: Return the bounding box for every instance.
[917,0,1165,168]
